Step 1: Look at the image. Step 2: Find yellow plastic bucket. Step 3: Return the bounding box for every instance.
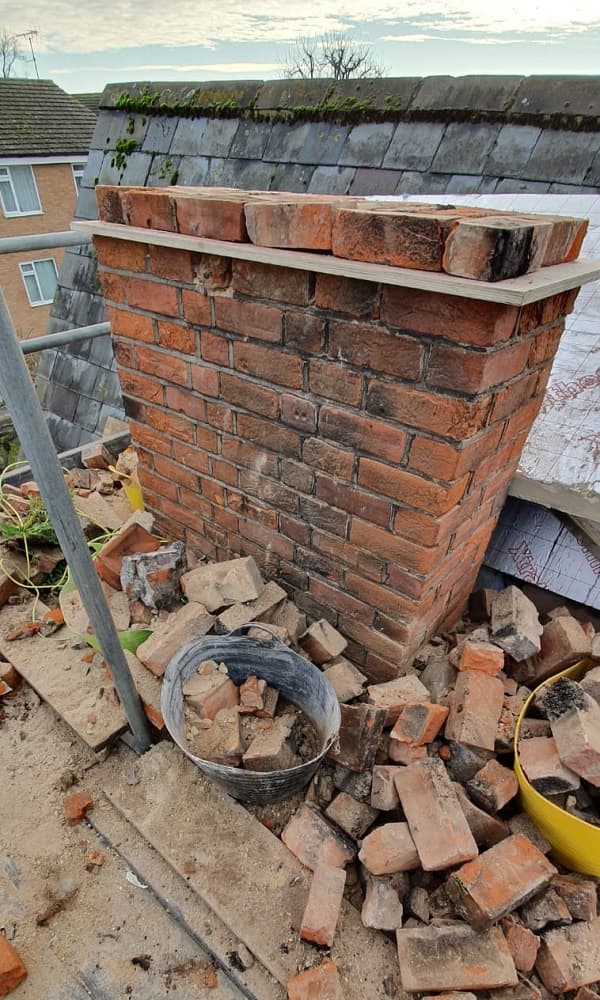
[514,659,600,876]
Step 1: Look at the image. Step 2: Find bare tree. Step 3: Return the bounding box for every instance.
[283,31,384,80]
[0,29,28,78]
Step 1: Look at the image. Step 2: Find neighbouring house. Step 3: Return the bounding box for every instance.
[0,78,96,341]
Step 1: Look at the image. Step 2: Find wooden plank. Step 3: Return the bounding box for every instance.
[0,601,127,750]
[71,219,600,307]
[103,742,399,998]
[88,792,283,1000]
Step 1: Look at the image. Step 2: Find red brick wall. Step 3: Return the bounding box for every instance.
[93,189,581,680]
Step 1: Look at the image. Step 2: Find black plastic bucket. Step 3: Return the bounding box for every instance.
[161,623,341,804]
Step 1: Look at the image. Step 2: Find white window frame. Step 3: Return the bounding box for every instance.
[72,161,86,193]
[0,164,42,218]
[19,257,58,307]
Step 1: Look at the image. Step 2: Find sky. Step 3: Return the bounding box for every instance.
[3,0,600,94]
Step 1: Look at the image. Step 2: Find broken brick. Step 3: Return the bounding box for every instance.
[184,671,239,720]
[325,792,378,840]
[465,758,519,812]
[63,790,94,824]
[419,654,457,704]
[328,703,386,772]
[281,804,355,871]
[0,934,27,996]
[181,556,264,611]
[447,834,557,931]
[389,740,427,764]
[367,675,430,725]
[361,872,404,930]
[508,813,552,855]
[191,707,242,766]
[552,875,598,922]
[120,541,185,609]
[540,679,600,787]
[516,616,592,685]
[217,580,287,631]
[358,823,420,875]
[287,958,343,1000]
[581,665,600,704]
[370,765,402,810]
[301,619,347,665]
[442,216,552,281]
[396,924,518,992]
[0,663,19,690]
[458,640,504,675]
[443,741,492,783]
[136,602,215,676]
[323,658,367,703]
[535,917,600,993]
[395,757,478,871]
[520,887,572,932]
[96,522,160,591]
[518,736,580,795]
[453,782,510,848]
[501,916,540,973]
[300,862,346,947]
[490,586,542,661]
[81,441,112,469]
[238,675,266,713]
[445,670,505,751]
[242,716,295,771]
[390,701,449,746]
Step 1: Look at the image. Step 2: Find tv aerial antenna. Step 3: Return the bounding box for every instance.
[15,30,39,79]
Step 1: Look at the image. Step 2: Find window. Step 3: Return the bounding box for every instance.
[0,164,42,216]
[72,162,86,192]
[19,258,58,306]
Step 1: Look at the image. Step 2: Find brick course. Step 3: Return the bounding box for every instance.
[95,185,583,675]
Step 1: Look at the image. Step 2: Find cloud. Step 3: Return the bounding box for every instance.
[3,0,599,54]
[53,61,282,73]
[381,32,559,45]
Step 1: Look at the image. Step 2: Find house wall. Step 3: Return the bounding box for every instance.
[0,161,80,339]
[38,75,600,451]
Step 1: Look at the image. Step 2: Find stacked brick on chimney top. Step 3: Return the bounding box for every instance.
[93,186,587,681]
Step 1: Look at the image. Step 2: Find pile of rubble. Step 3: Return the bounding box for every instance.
[1,488,600,999]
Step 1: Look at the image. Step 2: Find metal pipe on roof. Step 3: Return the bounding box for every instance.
[21,322,110,354]
[0,231,91,255]
[0,290,151,753]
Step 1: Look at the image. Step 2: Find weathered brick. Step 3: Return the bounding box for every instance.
[122,276,178,316]
[137,346,188,387]
[358,458,468,514]
[309,358,362,406]
[94,235,147,272]
[233,342,303,389]
[63,790,94,824]
[448,834,557,930]
[281,393,317,432]
[303,438,354,479]
[445,670,505,751]
[121,188,175,230]
[287,958,343,1000]
[518,736,580,795]
[465,758,519,812]
[215,297,282,344]
[535,918,600,993]
[443,217,552,281]
[501,917,540,974]
[428,340,530,394]
[221,373,279,419]
[325,791,378,839]
[164,386,207,422]
[284,311,324,352]
[552,875,598,922]
[181,288,211,327]
[333,207,448,269]
[149,244,194,282]
[281,804,355,871]
[366,381,490,440]
[394,758,478,871]
[320,405,407,463]
[390,701,449,746]
[246,199,333,250]
[0,934,27,995]
[137,602,215,675]
[328,703,387,772]
[359,822,420,875]
[350,519,438,574]
[361,873,404,931]
[237,413,300,458]
[174,191,247,241]
[156,320,196,354]
[232,259,311,305]
[382,286,518,347]
[315,273,380,318]
[367,675,429,725]
[329,320,423,380]
[316,475,390,528]
[396,925,518,992]
[107,307,155,343]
